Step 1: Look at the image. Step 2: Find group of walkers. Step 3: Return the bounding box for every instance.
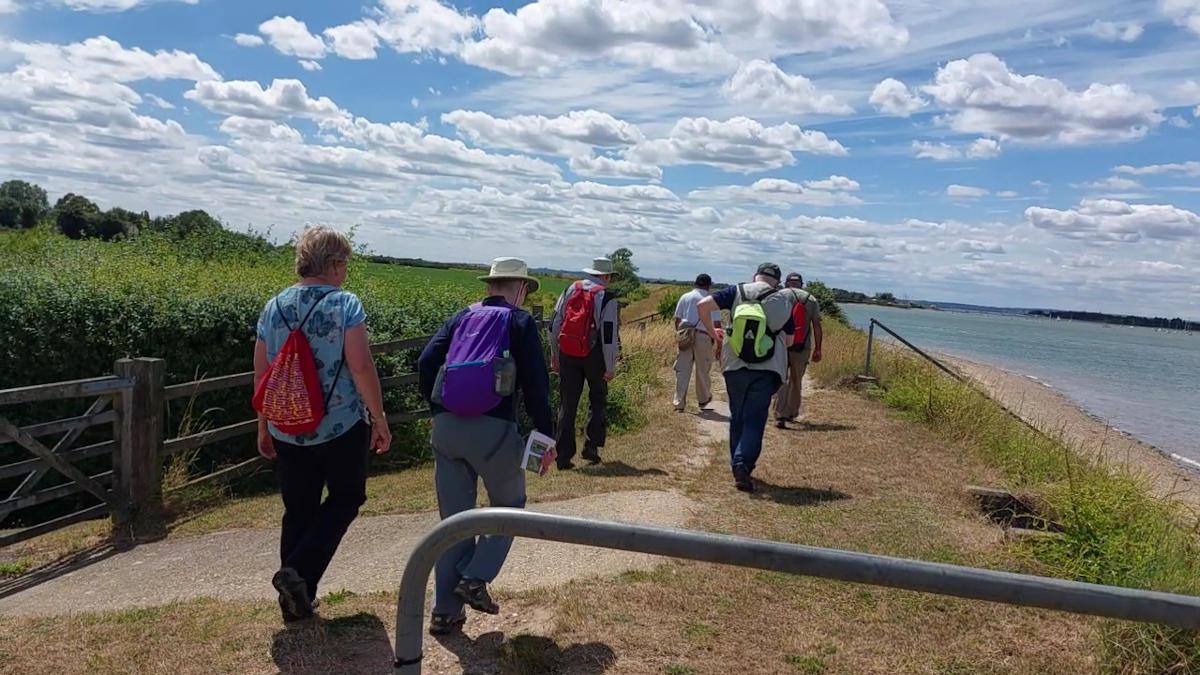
[672,263,823,492]
[251,226,620,630]
[250,225,822,634]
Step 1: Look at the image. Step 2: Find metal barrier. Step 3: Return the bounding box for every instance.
[864,318,964,382]
[392,508,1200,673]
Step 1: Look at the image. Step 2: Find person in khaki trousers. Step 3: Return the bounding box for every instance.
[673,274,722,412]
[775,273,823,428]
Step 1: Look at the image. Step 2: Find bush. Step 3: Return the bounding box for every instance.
[657,290,684,321]
[0,180,48,229]
[805,279,848,326]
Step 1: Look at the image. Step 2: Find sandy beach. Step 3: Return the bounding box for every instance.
[939,354,1200,512]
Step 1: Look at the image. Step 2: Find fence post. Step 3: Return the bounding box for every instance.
[864,320,875,376]
[532,304,544,329]
[112,358,166,541]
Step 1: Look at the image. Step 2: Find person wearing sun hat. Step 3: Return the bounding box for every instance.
[695,262,799,493]
[549,256,620,469]
[417,256,554,636]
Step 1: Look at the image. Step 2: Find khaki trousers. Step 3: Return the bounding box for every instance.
[774,345,812,421]
[673,332,714,410]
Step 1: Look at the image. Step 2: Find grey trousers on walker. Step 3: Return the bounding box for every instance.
[430,413,527,617]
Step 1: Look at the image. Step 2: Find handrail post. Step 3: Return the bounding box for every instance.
[864,319,875,376]
[112,358,166,541]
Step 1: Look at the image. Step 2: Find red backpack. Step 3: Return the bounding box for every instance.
[791,299,809,346]
[558,281,604,358]
[252,291,342,435]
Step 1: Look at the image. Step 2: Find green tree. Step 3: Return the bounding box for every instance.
[607,247,643,299]
[875,292,897,304]
[0,180,49,229]
[91,207,145,240]
[151,209,222,239]
[54,193,100,239]
[805,280,848,326]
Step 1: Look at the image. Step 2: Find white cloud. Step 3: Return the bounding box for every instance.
[569,154,663,181]
[953,239,1006,254]
[259,16,328,60]
[923,53,1162,144]
[323,22,382,60]
[144,93,174,110]
[1162,0,1200,35]
[913,138,1001,161]
[1081,176,1142,191]
[1026,199,1200,242]
[219,116,304,143]
[805,175,859,191]
[1169,115,1192,128]
[626,116,847,174]
[722,60,851,114]
[0,0,18,13]
[299,60,323,72]
[1032,180,1050,190]
[411,97,420,108]
[947,184,989,198]
[185,79,346,121]
[996,190,1019,198]
[4,36,219,83]
[869,78,926,117]
[234,33,265,47]
[1113,161,1200,176]
[58,0,197,9]
[1087,20,1144,42]
[453,0,906,76]
[442,109,644,157]
[689,177,863,207]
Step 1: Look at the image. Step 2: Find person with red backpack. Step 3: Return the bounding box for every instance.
[417,257,554,636]
[252,226,391,623]
[549,257,620,469]
[775,273,824,429]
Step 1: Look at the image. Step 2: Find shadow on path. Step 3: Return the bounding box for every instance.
[0,542,120,601]
[789,422,856,433]
[750,481,850,507]
[271,612,392,674]
[437,630,617,674]
[580,461,667,479]
[697,409,731,423]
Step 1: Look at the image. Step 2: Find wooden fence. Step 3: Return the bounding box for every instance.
[0,307,545,546]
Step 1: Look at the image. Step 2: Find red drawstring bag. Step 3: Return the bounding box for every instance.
[252,291,341,435]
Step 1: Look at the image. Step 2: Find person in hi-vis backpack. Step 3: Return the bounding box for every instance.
[549,257,620,469]
[696,263,797,493]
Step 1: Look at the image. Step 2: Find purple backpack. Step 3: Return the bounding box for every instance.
[435,304,515,417]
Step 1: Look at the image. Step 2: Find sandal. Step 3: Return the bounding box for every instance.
[429,612,466,636]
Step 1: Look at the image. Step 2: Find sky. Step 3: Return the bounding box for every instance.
[1,0,1198,317]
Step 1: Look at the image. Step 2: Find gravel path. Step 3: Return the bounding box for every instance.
[0,490,698,617]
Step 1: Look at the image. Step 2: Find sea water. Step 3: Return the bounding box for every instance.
[842,304,1200,467]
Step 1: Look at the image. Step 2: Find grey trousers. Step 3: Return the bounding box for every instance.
[430,413,527,616]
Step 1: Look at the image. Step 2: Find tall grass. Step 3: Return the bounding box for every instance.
[811,321,1200,672]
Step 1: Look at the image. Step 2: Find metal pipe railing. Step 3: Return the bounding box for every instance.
[393,509,1200,673]
[866,318,965,382]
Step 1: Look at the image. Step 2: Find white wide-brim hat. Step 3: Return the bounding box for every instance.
[583,257,614,276]
[478,257,540,293]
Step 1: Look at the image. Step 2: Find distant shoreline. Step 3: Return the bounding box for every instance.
[935,352,1200,507]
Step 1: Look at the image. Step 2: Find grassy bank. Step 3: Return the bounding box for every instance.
[810,321,1200,672]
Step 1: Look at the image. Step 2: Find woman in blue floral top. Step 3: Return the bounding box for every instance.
[253,225,391,622]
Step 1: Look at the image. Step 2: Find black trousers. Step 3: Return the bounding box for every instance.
[556,349,608,466]
[275,420,370,599]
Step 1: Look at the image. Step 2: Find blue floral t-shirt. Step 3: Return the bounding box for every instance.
[256,285,367,446]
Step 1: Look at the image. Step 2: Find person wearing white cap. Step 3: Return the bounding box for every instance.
[549,257,620,469]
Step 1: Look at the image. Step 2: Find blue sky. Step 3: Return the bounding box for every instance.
[1,0,1199,316]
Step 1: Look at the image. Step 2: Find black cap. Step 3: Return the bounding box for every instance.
[785,272,803,286]
[695,273,712,288]
[756,262,782,281]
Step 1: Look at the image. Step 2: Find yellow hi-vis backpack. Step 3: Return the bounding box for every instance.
[728,284,781,364]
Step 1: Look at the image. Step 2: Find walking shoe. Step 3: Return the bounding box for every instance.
[698,399,712,410]
[453,578,500,615]
[558,461,576,471]
[776,420,788,429]
[732,466,755,493]
[429,612,467,636]
[272,567,313,622]
[278,596,320,623]
[581,447,602,464]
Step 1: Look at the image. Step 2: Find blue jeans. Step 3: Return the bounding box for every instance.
[724,368,780,475]
[430,414,527,617]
